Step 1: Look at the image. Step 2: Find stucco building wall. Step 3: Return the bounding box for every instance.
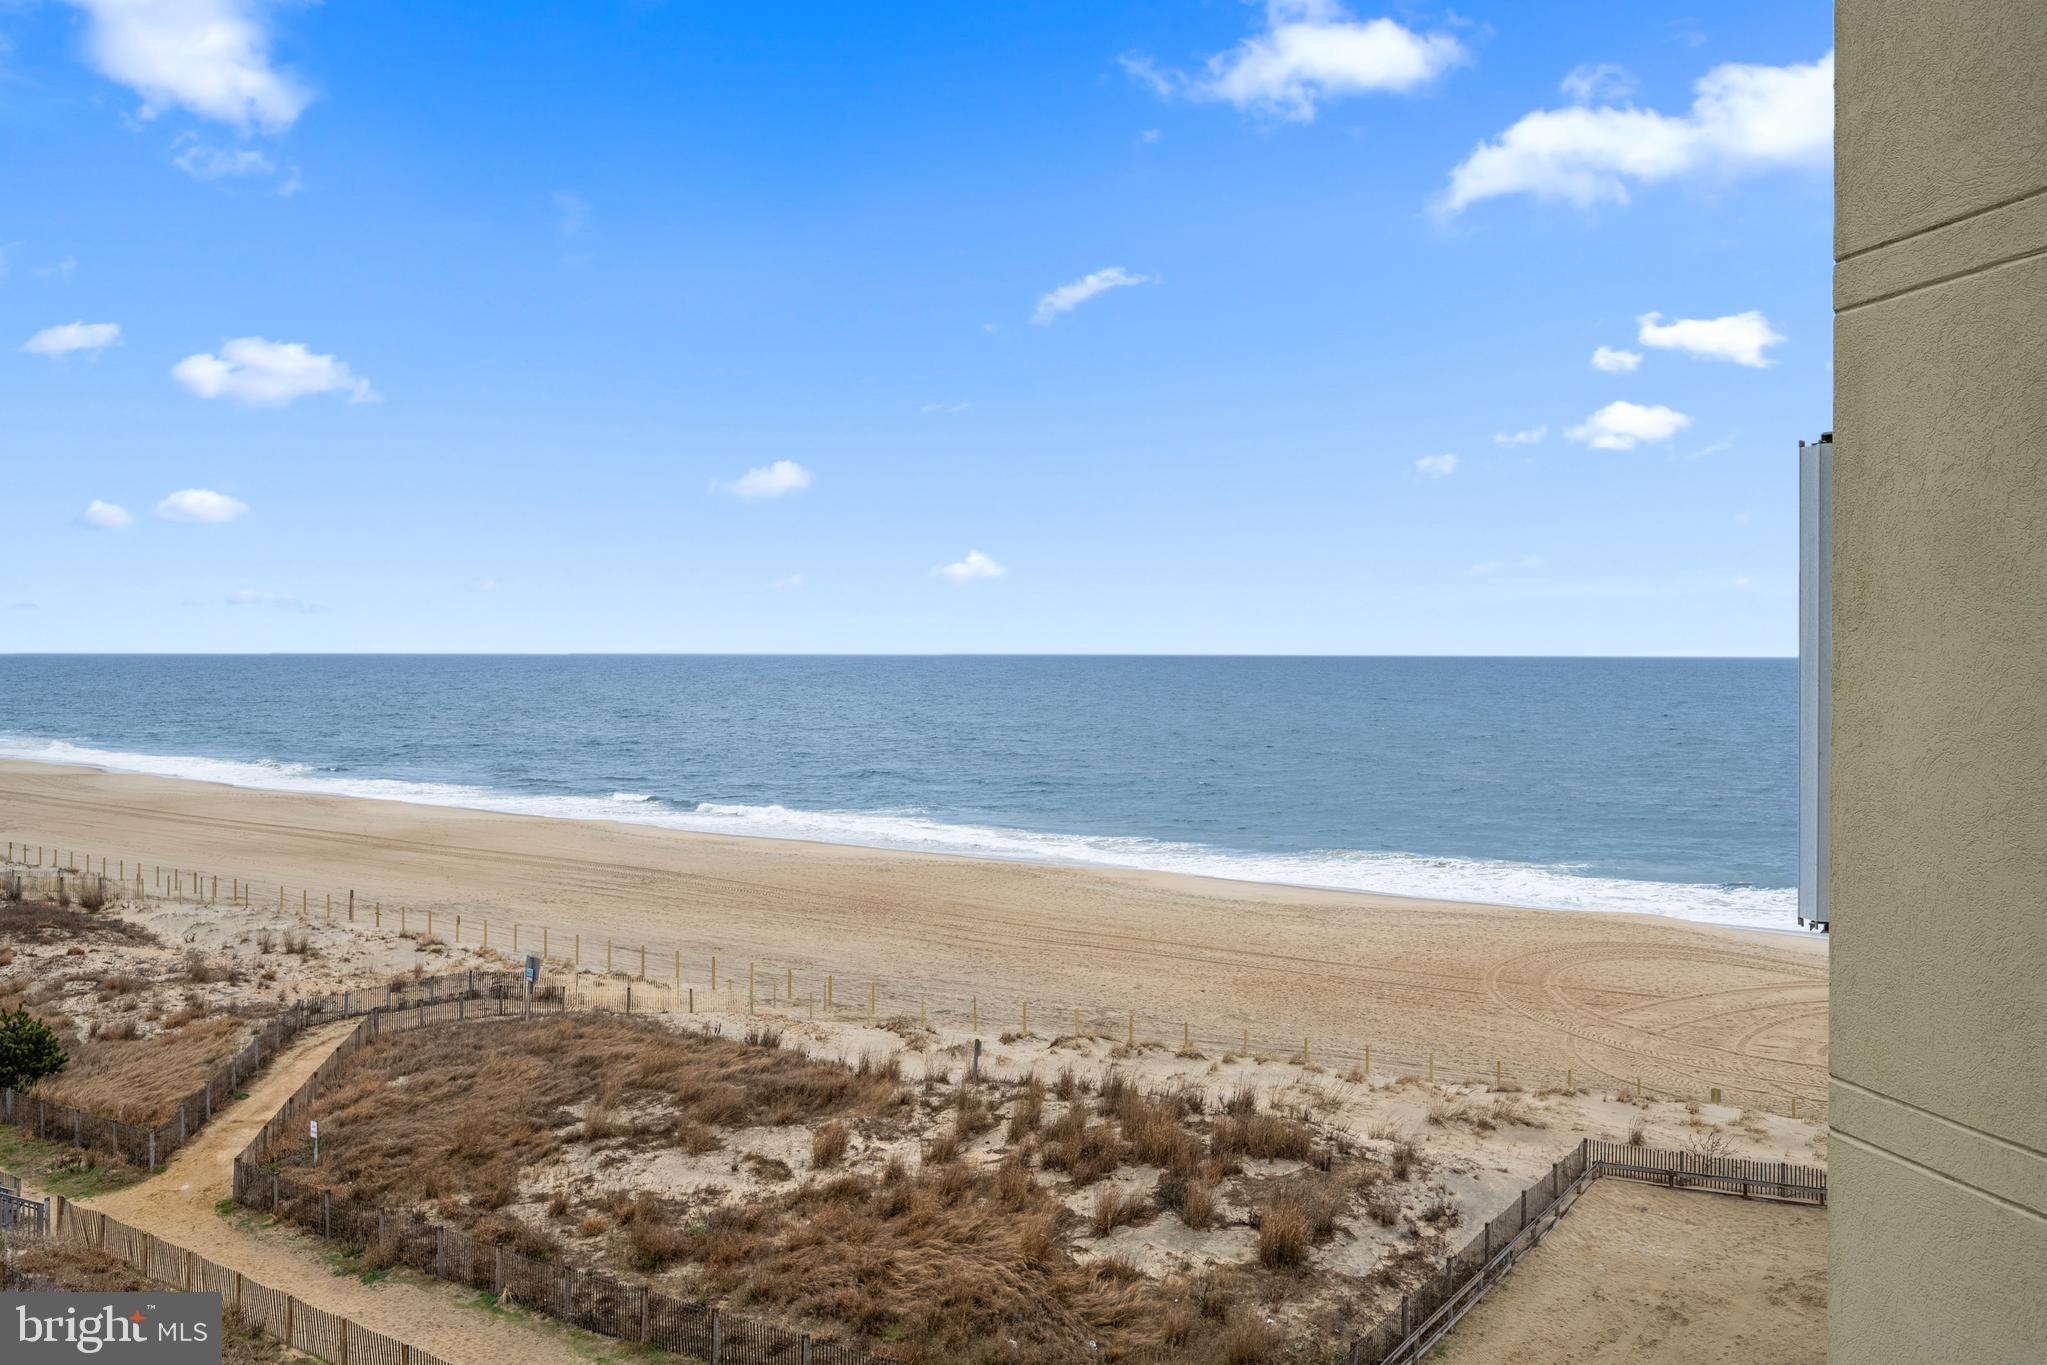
[1831,2,2047,1360]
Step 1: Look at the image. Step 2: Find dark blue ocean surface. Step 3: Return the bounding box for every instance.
[0,656,1796,928]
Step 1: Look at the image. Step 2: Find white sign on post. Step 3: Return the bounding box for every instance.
[310,1118,319,1167]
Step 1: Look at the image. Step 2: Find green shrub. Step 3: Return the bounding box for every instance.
[0,1007,68,1092]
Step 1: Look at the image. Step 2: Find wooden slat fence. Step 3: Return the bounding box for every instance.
[0,1198,455,1365]
[1343,1137,1827,1365]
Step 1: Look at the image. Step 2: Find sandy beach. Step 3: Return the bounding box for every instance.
[0,757,1827,1110]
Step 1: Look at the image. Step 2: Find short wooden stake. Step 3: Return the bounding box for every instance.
[1243,1027,1250,1056]
[1183,1022,1190,1051]
[748,962,755,1013]
[1021,1000,1029,1034]
[1127,1012,1134,1047]
[827,975,834,1009]
[1495,1060,1502,1089]
[606,940,612,973]
[1635,1076,1643,1099]
[869,982,877,1020]
[971,996,978,1034]
[1791,1096,1799,1120]
[640,944,646,979]
[710,955,716,990]
[1364,1043,1371,1076]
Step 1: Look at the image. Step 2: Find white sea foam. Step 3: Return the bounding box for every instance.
[0,735,1798,932]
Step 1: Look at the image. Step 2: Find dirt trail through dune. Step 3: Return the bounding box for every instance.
[77,1018,625,1365]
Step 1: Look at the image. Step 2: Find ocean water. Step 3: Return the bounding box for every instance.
[0,655,1797,931]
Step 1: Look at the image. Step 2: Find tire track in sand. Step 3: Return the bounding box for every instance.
[1483,944,1829,1101]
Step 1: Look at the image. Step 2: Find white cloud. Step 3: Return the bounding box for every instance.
[1567,400,1692,450]
[1591,345,1642,373]
[172,137,275,181]
[226,588,315,611]
[22,321,121,356]
[1493,425,1547,446]
[938,550,1005,584]
[1128,2,1465,121]
[156,488,249,523]
[1439,50,1832,214]
[473,578,499,592]
[1032,267,1152,325]
[1415,454,1459,478]
[1561,63,1635,104]
[64,0,311,133]
[921,401,971,414]
[714,460,812,500]
[1636,309,1785,367]
[34,257,80,279]
[83,500,133,528]
[771,573,805,591]
[171,337,377,406]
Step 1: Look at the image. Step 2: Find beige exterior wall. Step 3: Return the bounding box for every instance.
[1831,2,2047,1361]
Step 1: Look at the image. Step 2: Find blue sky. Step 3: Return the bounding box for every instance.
[2,1,1832,654]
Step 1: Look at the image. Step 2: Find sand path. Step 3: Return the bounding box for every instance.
[72,1017,628,1365]
[2,760,1830,1109]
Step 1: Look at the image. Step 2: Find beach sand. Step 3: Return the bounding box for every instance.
[1433,1179,1827,1364]
[0,758,1827,1110]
